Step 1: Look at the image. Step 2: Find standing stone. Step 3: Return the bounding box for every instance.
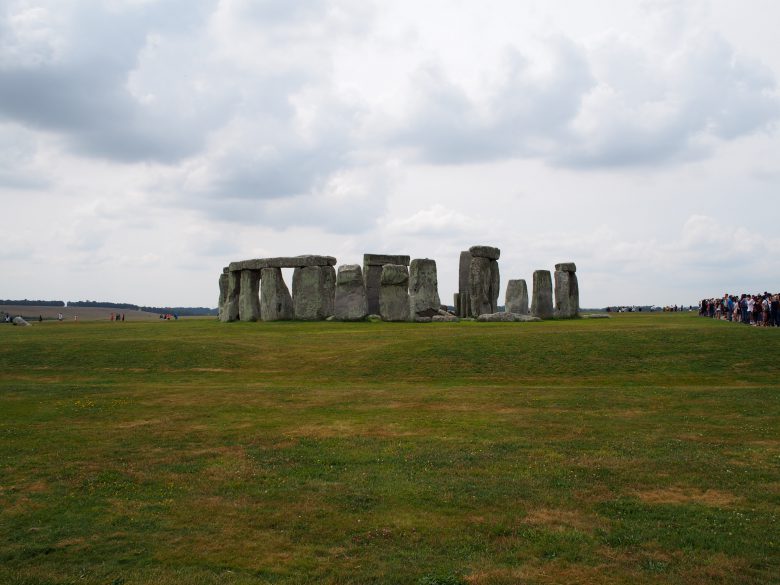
[218,268,229,321]
[260,267,293,321]
[489,259,500,313]
[505,279,529,315]
[293,265,333,320]
[322,265,336,318]
[363,254,410,316]
[531,270,554,319]
[554,263,579,318]
[238,269,261,322]
[379,264,410,321]
[409,258,441,318]
[453,292,460,315]
[222,270,241,322]
[458,250,472,316]
[469,256,493,317]
[334,264,368,321]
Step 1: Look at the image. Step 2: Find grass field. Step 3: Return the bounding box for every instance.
[1,314,778,584]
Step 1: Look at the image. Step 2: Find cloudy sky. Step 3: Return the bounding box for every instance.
[1,0,778,308]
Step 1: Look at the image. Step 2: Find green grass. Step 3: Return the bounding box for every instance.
[0,313,778,584]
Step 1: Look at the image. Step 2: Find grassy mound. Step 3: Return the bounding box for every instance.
[1,314,778,584]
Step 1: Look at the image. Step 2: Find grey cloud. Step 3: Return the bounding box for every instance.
[392,31,779,169]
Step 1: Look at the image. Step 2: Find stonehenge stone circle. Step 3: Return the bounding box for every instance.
[531,270,554,319]
[293,265,336,321]
[219,248,580,324]
[334,264,369,321]
[505,279,529,315]
[260,267,293,321]
[379,264,410,321]
[409,258,441,318]
[364,254,410,315]
[239,269,261,322]
[554,262,579,318]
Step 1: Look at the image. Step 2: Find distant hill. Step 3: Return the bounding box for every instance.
[0,299,65,307]
[66,301,217,316]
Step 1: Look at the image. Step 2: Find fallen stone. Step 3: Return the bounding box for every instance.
[293,265,334,320]
[469,245,500,260]
[432,314,459,322]
[379,264,410,321]
[230,255,337,272]
[531,270,554,319]
[12,316,31,326]
[239,269,261,322]
[582,314,610,319]
[334,264,368,321]
[477,312,518,322]
[505,279,529,315]
[555,262,577,273]
[260,267,293,321]
[409,258,441,318]
[415,316,432,323]
[366,314,382,322]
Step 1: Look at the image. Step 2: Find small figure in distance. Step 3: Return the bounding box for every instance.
[38,315,43,322]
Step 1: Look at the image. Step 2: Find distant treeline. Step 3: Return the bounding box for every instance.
[68,300,139,310]
[66,300,217,316]
[1,299,65,307]
[140,306,217,316]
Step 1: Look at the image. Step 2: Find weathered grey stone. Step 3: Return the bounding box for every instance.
[458,291,471,319]
[222,269,241,322]
[469,245,500,260]
[489,259,500,313]
[260,267,293,321]
[238,269,261,322]
[229,255,337,272]
[364,254,409,314]
[364,264,383,315]
[582,313,609,319]
[379,264,410,321]
[453,292,460,314]
[409,258,441,319]
[458,251,472,294]
[380,264,409,286]
[505,279,529,315]
[531,270,554,319]
[432,314,459,322]
[363,254,410,267]
[366,314,382,322]
[555,262,577,273]
[218,270,229,321]
[12,316,31,326]
[476,312,541,322]
[334,264,368,321]
[293,265,334,321]
[414,316,432,323]
[554,270,579,318]
[322,265,336,318]
[469,256,493,317]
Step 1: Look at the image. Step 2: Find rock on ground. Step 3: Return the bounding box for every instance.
[409,258,441,319]
[505,279,529,315]
[531,270,554,319]
[379,264,410,322]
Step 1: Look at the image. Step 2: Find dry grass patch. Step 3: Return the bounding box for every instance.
[634,487,741,507]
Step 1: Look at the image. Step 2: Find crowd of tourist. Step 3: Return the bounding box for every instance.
[699,293,780,326]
